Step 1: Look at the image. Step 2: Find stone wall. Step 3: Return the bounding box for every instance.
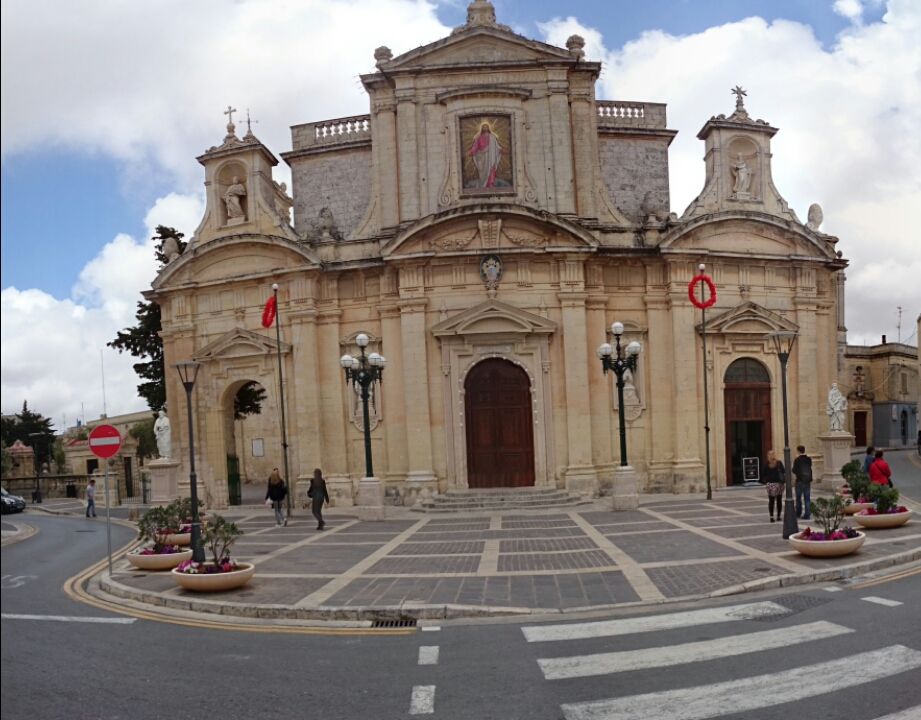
[598,134,671,223]
[289,147,372,240]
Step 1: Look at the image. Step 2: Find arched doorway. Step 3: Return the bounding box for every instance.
[222,380,268,505]
[464,359,535,488]
[724,358,772,486]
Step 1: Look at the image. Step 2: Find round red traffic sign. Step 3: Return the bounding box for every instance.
[688,274,717,309]
[88,424,122,459]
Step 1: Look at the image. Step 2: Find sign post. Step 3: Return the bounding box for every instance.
[88,424,122,576]
[689,265,717,500]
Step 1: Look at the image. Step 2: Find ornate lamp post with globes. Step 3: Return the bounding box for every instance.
[765,330,799,539]
[175,360,205,563]
[340,333,387,517]
[598,322,642,510]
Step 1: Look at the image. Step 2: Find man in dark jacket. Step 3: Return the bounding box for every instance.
[792,445,813,519]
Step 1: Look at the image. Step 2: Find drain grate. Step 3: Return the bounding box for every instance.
[371,618,418,628]
[750,594,833,622]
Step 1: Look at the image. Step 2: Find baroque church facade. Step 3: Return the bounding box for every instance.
[149,1,849,509]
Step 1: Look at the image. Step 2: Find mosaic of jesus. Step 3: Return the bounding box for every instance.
[461,115,513,192]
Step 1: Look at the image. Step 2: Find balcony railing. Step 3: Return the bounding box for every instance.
[291,114,372,150]
[597,101,667,129]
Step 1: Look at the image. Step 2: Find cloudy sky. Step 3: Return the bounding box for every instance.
[2,0,919,429]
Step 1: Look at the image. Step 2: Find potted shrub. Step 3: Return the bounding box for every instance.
[171,515,254,592]
[127,506,193,571]
[789,496,865,557]
[838,460,874,515]
[854,484,912,529]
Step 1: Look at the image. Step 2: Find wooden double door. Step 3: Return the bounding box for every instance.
[464,359,535,488]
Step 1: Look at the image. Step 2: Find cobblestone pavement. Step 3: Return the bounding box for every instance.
[81,486,921,619]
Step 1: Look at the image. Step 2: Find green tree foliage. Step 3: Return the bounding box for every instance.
[108,226,187,412]
[234,381,266,420]
[52,437,67,474]
[129,417,158,459]
[1,443,11,478]
[0,401,56,471]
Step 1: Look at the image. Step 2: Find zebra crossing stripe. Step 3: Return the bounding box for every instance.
[861,596,903,607]
[539,621,852,679]
[409,685,435,715]
[522,601,789,643]
[871,706,921,719]
[561,645,921,720]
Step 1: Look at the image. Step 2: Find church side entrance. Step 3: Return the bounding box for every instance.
[464,358,535,488]
[724,358,772,486]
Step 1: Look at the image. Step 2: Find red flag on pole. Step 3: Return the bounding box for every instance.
[261,296,277,328]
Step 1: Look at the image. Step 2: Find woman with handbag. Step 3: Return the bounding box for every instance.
[265,468,288,526]
[868,450,893,487]
[761,450,785,523]
[308,468,330,530]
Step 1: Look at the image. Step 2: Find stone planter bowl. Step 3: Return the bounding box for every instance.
[788,531,866,557]
[127,548,193,571]
[843,502,875,515]
[854,509,912,529]
[171,563,255,592]
[164,532,191,546]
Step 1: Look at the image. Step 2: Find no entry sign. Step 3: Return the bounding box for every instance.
[88,424,122,459]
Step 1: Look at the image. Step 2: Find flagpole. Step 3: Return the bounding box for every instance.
[271,284,292,517]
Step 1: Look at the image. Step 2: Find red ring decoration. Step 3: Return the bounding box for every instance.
[261,296,277,328]
[688,274,717,309]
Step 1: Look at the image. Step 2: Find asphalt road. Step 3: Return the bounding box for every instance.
[886,448,921,504]
[3,512,921,720]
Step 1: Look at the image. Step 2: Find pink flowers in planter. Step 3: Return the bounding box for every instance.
[175,558,241,575]
[138,545,183,556]
[859,506,908,516]
[799,526,861,542]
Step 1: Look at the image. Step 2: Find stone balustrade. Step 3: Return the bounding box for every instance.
[291,114,372,150]
[597,101,667,129]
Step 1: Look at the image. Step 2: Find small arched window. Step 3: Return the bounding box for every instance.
[725,358,770,384]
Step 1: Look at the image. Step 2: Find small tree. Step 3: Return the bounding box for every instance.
[137,506,175,551]
[129,417,157,461]
[868,484,901,513]
[809,496,848,537]
[841,460,871,502]
[201,515,243,566]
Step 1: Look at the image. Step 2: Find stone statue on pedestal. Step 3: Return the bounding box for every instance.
[731,154,752,197]
[826,383,847,432]
[154,409,172,459]
[223,176,247,220]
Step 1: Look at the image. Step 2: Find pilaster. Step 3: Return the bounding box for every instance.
[559,290,597,494]
[399,297,436,484]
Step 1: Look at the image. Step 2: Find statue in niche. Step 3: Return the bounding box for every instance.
[731,153,753,197]
[161,235,182,263]
[223,176,247,220]
[621,368,643,421]
[826,383,848,432]
[153,409,172,459]
[853,367,865,397]
[806,203,824,231]
[316,207,342,241]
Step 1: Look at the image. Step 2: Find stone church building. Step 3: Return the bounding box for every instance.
[148,1,849,510]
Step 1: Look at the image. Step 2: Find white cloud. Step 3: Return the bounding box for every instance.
[833,0,865,24]
[540,0,921,345]
[0,193,204,426]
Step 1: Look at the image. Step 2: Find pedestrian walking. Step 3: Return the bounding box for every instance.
[265,468,288,526]
[862,446,875,474]
[85,478,97,518]
[792,445,813,519]
[868,449,893,487]
[761,450,785,523]
[308,468,330,530]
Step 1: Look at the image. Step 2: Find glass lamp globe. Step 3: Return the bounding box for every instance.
[340,354,354,369]
[355,333,370,348]
[611,321,624,336]
[597,343,613,358]
[627,341,642,356]
[368,352,382,367]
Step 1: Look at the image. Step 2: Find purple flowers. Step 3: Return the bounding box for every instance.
[175,558,240,575]
[799,526,860,542]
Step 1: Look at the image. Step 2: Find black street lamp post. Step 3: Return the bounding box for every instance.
[597,322,642,466]
[766,331,799,539]
[340,334,386,479]
[28,432,45,503]
[175,360,205,563]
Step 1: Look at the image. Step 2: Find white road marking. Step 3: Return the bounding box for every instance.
[861,596,903,607]
[1,575,38,589]
[409,685,436,715]
[522,601,790,643]
[418,646,440,665]
[420,625,441,632]
[1,613,136,624]
[871,705,921,719]
[539,621,852,680]
[823,586,843,592]
[561,645,921,720]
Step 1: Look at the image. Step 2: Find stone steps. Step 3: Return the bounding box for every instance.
[412,488,591,513]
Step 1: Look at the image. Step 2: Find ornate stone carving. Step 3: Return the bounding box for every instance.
[154,410,172,459]
[480,254,502,298]
[730,154,753,199]
[315,207,342,241]
[453,0,511,34]
[806,203,824,231]
[430,229,477,252]
[478,217,502,247]
[826,383,847,432]
[223,176,247,223]
[374,46,393,68]
[505,231,547,247]
[162,235,183,263]
[566,34,586,60]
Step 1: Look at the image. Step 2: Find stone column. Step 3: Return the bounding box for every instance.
[379,303,409,490]
[317,309,351,502]
[399,297,437,501]
[395,82,419,223]
[547,71,576,216]
[795,297,819,459]
[586,296,613,484]
[643,288,676,490]
[559,291,597,495]
[569,85,598,220]
[373,96,400,229]
[290,306,321,508]
[669,282,704,492]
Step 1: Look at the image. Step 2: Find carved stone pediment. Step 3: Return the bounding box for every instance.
[432,299,556,338]
[383,208,598,258]
[697,301,799,336]
[194,327,290,361]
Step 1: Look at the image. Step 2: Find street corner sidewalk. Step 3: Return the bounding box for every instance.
[89,487,921,626]
[1,519,38,547]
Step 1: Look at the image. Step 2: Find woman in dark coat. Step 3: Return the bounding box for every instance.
[308,468,330,530]
[265,468,288,526]
[761,450,785,523]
